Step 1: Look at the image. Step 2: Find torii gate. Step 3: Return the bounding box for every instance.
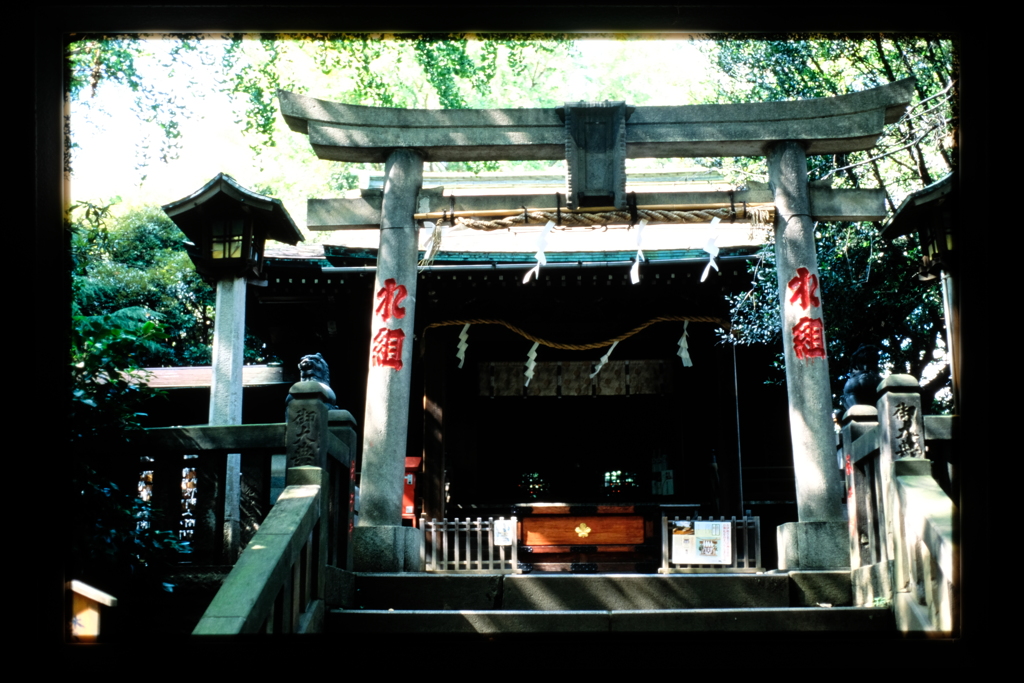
[279,78,915,572]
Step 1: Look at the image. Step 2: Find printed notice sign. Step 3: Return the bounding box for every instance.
[494,519,515,546]
[670,520,732,565]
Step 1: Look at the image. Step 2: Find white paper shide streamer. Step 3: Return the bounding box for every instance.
[456,323,470,369]
[523,221,555,284]
[419,220,467,269]
[590,341,619,378]
[418,221,440,269]
[677,320,693,367]
[630,219,648,285]
[701,217,721,282]
[524,342,540,386]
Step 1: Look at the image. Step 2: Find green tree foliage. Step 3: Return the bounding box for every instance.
[68,33,576,172]
[71,201,279,365]
[698,35,954,411]
[69,308,187,591]
[67,36,193,176]
[71,202,217,366]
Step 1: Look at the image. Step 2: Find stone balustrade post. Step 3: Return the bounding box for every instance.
[841,405,879,569]
[284,382,337,600]
[285,381,335,471]
[875,374,929,594]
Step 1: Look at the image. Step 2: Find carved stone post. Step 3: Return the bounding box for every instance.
[841,405,879,570]
[876,374,928,592]
[209,276,246,562]
[354,148,426,572]
[286,381,334,470]
[769,141,847,570]
[285,381,335,600]
[328,409,359,571]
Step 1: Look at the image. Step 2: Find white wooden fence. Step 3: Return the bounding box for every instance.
[421,516,521,573]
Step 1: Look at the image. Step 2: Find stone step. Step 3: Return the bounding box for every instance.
[343,571,852,611]
[327,606,894,634]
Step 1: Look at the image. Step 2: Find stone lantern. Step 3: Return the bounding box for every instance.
[163,173,302,560]
[163,172,302,285]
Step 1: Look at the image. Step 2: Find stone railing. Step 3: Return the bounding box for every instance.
[129,382,356,568]
[839,375,956,634]
[192,466,327,634]
[126,382,356,634]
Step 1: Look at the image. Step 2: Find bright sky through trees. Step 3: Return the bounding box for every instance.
[68,36,714,229]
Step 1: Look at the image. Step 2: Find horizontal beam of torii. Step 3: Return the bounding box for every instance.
[307,185,887,230]
[280,78,912,225]
[279,78,914,162]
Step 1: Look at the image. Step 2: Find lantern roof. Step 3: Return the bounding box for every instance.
[880,173,955,242]
[162,172,304,247]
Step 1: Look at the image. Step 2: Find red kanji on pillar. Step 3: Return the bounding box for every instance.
[788,267,820,310]
[845,453,853,500]
[792,316,826,360]
[372,327,406,370]
[376,278,407,322]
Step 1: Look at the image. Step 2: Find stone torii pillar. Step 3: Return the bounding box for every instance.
[770,141,848,570]
[353,149,426,572]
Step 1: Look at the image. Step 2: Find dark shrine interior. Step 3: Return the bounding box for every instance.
[142,251,798,568]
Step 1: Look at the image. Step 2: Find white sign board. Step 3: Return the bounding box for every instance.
[493,518,515,546]
[670,520,732,565]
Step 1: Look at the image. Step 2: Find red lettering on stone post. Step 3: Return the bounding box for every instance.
[376,278,407,322]
[845,453,853,501]
[372,327,406,370]
[788,267,820,310]
[792,316,826,360]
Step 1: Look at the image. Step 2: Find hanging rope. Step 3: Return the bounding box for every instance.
[424,314,730,351]
[449,206,774,231]
[414,203,776,230]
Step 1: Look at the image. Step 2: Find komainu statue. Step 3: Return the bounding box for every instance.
[842,345,881,411]
[286,353,337,413]
[298,352,331,387]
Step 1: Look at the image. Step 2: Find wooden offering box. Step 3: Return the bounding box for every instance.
[515,503,659,572]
